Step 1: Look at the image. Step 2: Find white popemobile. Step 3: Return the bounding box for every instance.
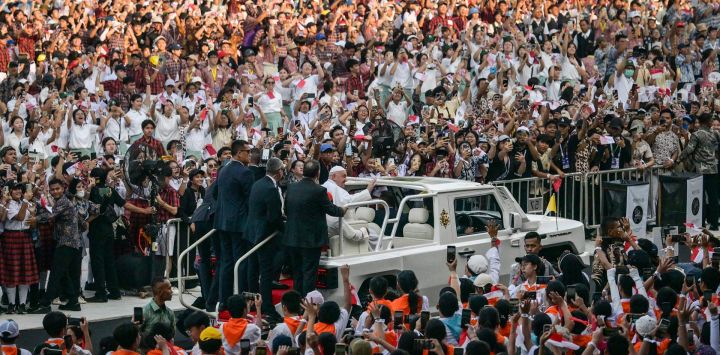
[314,176,590,305]
[178,176,590,313]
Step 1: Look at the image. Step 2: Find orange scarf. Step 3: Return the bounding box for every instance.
[45,339,66,355]
[111,350,141,355]
[633,338,670,354]
[222,318,249,348]
[372,331,399,353]
[423,345,453,355]
[284,316,302,335]
[313,322,336,336]
[1,345,17,355]
[499,322,511,337]
[390,294,422,315]
[366,299,394,314]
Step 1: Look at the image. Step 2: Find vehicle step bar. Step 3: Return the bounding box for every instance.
[178,228,217,318]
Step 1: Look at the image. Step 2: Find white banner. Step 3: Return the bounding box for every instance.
[686,175,703,227]
[626,183,650,237]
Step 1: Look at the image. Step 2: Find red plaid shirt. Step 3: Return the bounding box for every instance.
[147,67,166,95]
[130,135,166,159]
[17,29,36,60]
[345,72,369,100]
[426,15,459,33]
[157,185,179,223]
[0,44,9,72]
[130,65,147,88]
[102,79,124,99]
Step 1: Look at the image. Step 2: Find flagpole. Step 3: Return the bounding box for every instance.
[555,191,559,231]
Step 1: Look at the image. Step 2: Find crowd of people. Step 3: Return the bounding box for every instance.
[0,0,717,353]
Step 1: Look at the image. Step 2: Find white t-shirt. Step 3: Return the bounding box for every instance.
[155,114,181,143]
[257,90,283,113]
[292,74,321,101]
[6,199,31,230]
[390,62,413,89]
[104,116,130,143]
[68,122,99,149]
[125,108,149,136]
[387,100,409,126]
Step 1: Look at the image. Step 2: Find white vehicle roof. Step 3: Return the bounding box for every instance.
[346,176,495,193]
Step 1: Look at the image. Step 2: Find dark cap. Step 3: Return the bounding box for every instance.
[636,238,658,257]
[558,117,572,127]
[169,43,182,51]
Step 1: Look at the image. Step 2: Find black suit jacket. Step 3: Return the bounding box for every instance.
[213,160,254,233]
[244,176,284,244]
[283,178,343,248]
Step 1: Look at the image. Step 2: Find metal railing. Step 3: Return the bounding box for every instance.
[161,218,198,283]
[233,231,280,295]
[490,166,662,230]
[177,228,217,318]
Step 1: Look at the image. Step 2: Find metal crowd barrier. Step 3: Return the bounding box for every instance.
[490,166,662,230]
[162,217,198,284]
[178,228,217,318]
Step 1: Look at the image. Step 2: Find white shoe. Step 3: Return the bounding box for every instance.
[52,298,67,305]
[78,296,87,304]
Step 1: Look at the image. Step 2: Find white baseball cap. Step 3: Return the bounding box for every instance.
[0,320,19,339]
[467,255,488,275]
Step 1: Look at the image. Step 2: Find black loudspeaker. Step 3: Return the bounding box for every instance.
[659,173,703,227]
[603,180,650,236]
[116,253,153,290]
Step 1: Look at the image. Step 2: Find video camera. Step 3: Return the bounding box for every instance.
[128,159,172,186]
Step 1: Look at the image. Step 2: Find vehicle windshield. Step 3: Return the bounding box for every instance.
[454,194,504,237]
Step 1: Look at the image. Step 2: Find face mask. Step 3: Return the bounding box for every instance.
[76,190,85,198]
[624,69,635,78]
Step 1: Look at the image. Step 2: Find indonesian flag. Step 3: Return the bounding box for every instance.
[297,79,306,89]
[447,123,459,133]
[349,284,360,306]
[200,108,209,121]
[684,223,703,235]
[408,115,419,124]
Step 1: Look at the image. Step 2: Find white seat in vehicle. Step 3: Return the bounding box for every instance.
[329,207,374,256]
[403,208,434,240]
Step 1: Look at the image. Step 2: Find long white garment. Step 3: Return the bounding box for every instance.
[322,180,371,240]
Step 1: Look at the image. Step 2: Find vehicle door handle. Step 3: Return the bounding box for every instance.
[510,239,521,247]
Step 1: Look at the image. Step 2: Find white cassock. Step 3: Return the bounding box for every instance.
[322,179,371,241]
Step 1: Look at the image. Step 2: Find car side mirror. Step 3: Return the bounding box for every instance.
[510,212,522,230]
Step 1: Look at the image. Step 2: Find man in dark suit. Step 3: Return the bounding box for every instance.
[284,160,346,296]
[213,140,254,307]
[245,157,285,320]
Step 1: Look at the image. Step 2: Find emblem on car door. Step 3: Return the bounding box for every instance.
[440,209,449,228]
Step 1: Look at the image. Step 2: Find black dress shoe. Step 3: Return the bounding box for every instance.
[5,305,15,314]
[108,294,122,300]
[84,282,97,291]
[85,296,108,303]
[28,305,51,314]
[16,304,26,314]
[59,303,81,311]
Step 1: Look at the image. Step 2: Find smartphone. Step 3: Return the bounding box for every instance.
[393,311,404,328]
[261,148,270,162]
[566,285,576,300]
[597,315,606,327]
[688,329,695,345]
[685,277,694,288]
[90,152,97,160]
[509,298,519,314]
[240,339,251,354]
[248,96,254,107]
[307,93,316,99]
[287,348,299,355]
[536,276,551,285]
[602,327,619,337]
[615,266,630,274]
[67,317,82,326]
[241,292,257,301]
[453,348,464,355]
[279,150,289,160]
[447,245,456,263]
[277,127,284,135]
[524,291,537,300]
[3,186,8,194]
[461,309,471,328]
[335,344,346,355]
[63,335,73,351]
[133,307,143,323]
[420,311,430,330]
[420,125,426,134]
[670,234,684,243]
[349,118,357,127]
